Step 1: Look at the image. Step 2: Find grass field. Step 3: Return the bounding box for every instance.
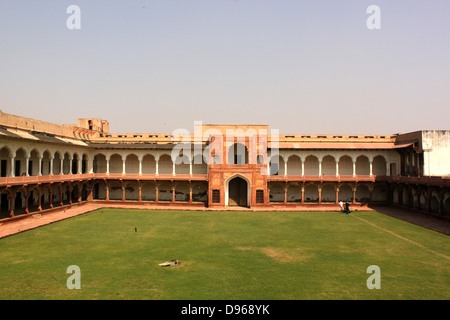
[0,209,449,300]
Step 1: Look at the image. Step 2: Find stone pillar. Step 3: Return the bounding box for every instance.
[105,184,110,201]
[49,189,54,208]
[189,183,193,204]
[318,186,322,205]
[352,187,357,204]
[69,156,73,175]
[86,185,93,201]
[171,184,175,203]
[301,186,305,205]
[138,185,142,202]
[25,156,30,176]
[9,193,15,217]
[10,157,15,177]
[49,156,54,176]
[352,160,356,177]
[106,156,110,174]
[38,156,42,176]
[37,188,42,211]
[68,186,72,205]
[24,191,30,214]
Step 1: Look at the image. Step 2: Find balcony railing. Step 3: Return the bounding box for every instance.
[267,175,383,182]
[1,173,449,187]
[0,173,209,186]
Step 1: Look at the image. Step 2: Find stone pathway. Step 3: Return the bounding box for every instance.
[371,205,450,236]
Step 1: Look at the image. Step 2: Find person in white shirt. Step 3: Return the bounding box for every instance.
[339,200,344,212]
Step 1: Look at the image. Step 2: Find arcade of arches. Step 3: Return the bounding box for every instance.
[1,142,450,220]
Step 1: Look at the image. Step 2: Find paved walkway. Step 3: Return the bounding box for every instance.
[371,205,450,236]
[0,203,448,239]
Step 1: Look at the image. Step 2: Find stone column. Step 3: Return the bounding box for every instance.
[105,185,109,201]
[37,188,42,211]
[37,156,42,176]
[69,156,73,175]
[49,189,54,208]
[25,156,30,176]
[106,156,110,174]
[9,193,15,217]
[10,157,15,177]
[301,186,305,205]
[77,157,82,174]
[49,156,54,176]
[352,160,356,177]
[172,184,175,203]
[24,191,30,214]
[318,186,322,205]
[335,187,339,204]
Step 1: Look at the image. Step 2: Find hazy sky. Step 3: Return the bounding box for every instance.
[0,1,449,134]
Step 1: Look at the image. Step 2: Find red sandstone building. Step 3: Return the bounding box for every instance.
[0,110,449,219]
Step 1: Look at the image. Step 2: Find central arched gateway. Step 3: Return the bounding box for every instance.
[226,175,250,207]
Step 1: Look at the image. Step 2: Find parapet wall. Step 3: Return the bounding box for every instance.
[0,109,76,138]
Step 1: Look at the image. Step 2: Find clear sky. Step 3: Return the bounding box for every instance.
[0,0,449,134]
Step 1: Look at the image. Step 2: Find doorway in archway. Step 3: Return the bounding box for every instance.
[228,177,248,207]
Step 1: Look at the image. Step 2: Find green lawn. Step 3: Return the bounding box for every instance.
[0,209,449,300]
